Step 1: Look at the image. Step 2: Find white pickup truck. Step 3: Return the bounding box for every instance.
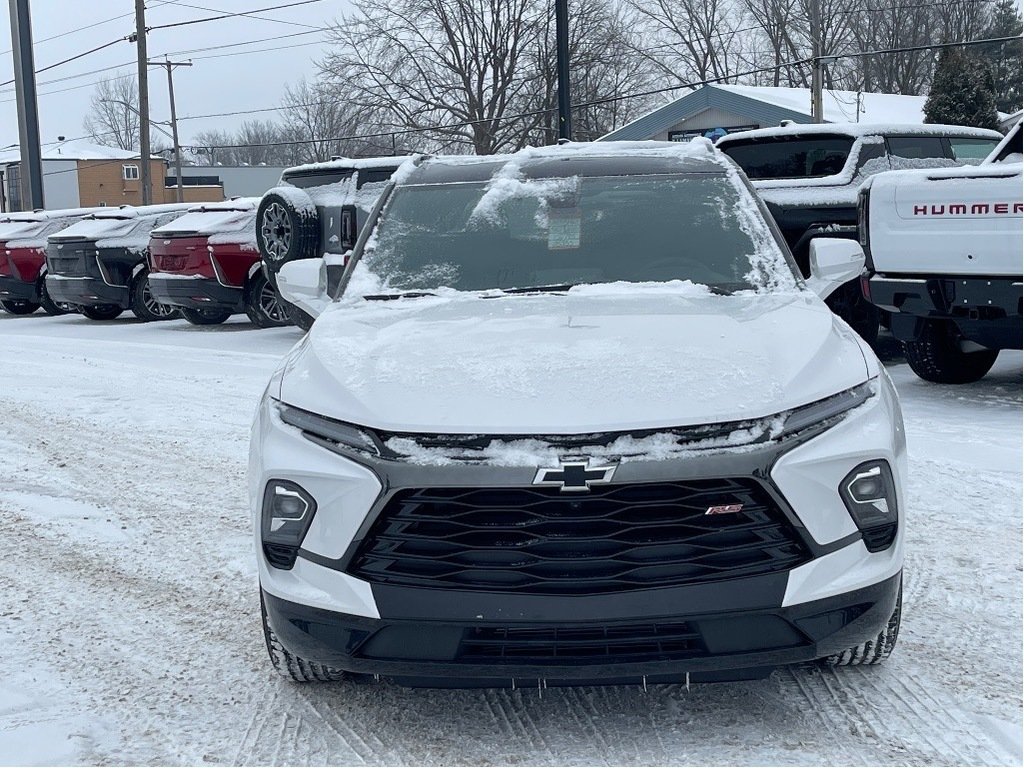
[858,123,1022,383]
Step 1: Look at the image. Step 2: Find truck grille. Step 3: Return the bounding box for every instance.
[349,479,809,594]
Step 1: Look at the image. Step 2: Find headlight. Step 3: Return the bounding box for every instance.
[780,380,875,437]
[839,459,898,552]
[277,403,381,456]
[261,479,317,569]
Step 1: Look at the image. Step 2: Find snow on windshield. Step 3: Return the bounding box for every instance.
[349,147,797,299]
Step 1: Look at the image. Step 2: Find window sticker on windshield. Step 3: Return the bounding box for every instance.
[547,210,581,250]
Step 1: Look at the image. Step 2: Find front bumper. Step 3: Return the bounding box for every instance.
[252,370,907,686]
[264,573,901,686]
[866,274,1023,349]
[45,274,128,308]
[148,273,243,311]
[0,273,38,302]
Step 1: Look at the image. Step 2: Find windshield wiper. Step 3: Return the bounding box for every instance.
[363,291,437,301]
[497,284,576,295]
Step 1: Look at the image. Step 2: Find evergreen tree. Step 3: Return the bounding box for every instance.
[924,48,1000,130]
[980,0,1023,113]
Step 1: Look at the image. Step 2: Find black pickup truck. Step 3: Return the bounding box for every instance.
[718,123,1002,343]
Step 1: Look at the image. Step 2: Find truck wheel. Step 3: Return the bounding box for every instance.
[37,277,70,316]
[261,593,345,683]
[257,189,320,276]
[825,281,879,346]
[902,320,999,384]
[130,268,179,322]
[245,270,289,328]
[0,299,40,315]
[180,307,232,325]
[825,583,901,666]
[81,304,123,321]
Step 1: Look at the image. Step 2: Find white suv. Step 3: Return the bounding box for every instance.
[251,141,906,687]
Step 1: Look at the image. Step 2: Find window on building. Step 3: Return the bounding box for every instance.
[123,164,140,181]
[7,163,21,212]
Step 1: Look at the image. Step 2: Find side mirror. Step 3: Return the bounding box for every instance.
[806,238,865,299]
[276,259,329,320]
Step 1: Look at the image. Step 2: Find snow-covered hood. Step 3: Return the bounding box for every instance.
[279,289,870,434]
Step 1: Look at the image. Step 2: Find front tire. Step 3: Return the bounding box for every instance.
[130,268,179,322]
[0,298,40,315]
[902,320,998,384]
[825,583,901,666]
[80,304,123,321]
[245,270,289,328]
[261,593,345,683]
[180,306,233,325]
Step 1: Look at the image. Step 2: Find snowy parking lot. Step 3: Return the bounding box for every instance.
[0,312,1020,766]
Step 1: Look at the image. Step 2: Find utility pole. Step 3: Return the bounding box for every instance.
[152,58,192,202]
[133,0,152,205]
[8,0,44,210]
[809,0,824,123]
[554,0,572,142]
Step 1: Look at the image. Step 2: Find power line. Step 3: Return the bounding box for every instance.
[820,34,1021,61]
[147,0,325,31]
[158,0,326,31]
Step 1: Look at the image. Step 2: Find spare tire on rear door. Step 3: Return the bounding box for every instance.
[256,187,320,277]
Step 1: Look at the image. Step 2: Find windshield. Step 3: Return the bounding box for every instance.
[720,136,854,179]
[358,173,788,295]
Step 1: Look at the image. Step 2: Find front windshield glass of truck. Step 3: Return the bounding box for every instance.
[361,173,788,294]
[720,136,855,179]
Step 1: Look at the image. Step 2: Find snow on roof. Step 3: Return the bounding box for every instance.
[717,122,1003,142]
[0,140,150,164]
[714,84,929,125]
[282,155,414,176]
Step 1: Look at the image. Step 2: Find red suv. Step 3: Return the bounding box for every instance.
[148,198,286,327]
[0,208,102,315]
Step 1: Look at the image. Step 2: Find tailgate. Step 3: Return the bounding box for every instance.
[870,169,1023,276]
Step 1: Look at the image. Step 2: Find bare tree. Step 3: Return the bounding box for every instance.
[279,78,392,162]
[321,0,545,155]
[522,0,655,143]
[83,74,141,150]
[625,0,747,86]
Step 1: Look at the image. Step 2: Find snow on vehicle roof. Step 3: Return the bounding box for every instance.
[718,122,1002,143]
[405,140,725,185]
[281,155,412,177]
[0,208,110,248]
[50,204,191,247]
[151,205,257,238]
[184,197,258,213]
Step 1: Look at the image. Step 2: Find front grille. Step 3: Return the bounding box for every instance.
[459,621,704,664]
[349,479,810,594]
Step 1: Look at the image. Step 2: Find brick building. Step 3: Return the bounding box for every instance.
[0,140,223,212]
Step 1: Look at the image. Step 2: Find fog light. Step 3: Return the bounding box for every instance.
[261,480,317,569]
[840,460,898,551]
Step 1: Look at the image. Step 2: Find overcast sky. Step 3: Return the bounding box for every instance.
[0,0,354,151]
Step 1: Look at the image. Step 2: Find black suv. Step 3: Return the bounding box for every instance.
[45,204,190,321]
[256,157,406,329]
